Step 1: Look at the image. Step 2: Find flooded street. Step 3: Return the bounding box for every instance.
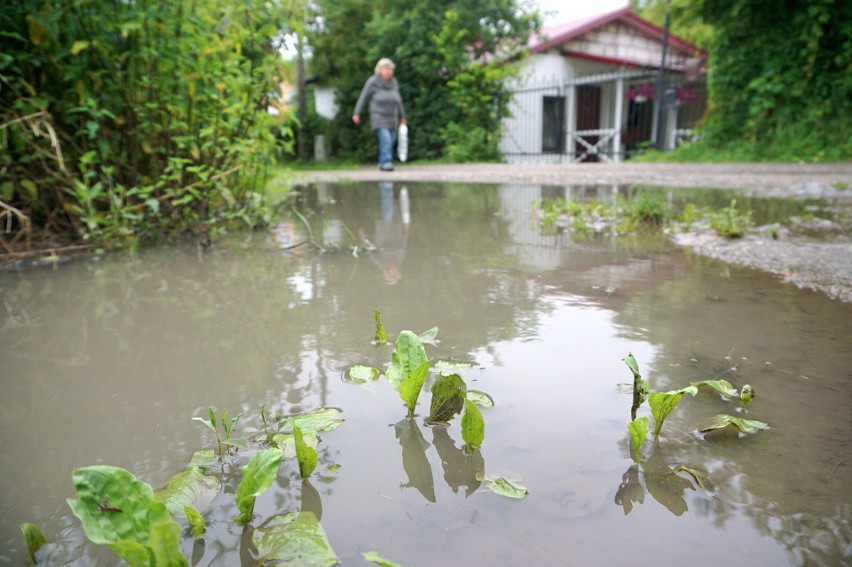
[1,182,850,565]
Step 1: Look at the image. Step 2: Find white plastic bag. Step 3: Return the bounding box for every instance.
[397,123,408,162]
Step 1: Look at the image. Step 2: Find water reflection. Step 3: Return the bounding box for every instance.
[394,418,435,502]
[365,182,410,285]
[615,439,695,516]
[432,426,484,498]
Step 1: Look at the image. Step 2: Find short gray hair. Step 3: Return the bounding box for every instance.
[375,58,395,74]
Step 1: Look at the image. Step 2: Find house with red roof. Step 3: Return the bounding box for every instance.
[500,6,706,163]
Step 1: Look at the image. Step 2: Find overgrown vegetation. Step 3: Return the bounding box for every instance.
[0,0,292,252]
[634,0,850,162]
[306,0,540,163]
[538,191,754,239]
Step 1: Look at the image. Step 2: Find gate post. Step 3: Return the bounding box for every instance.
[613,77,624,163]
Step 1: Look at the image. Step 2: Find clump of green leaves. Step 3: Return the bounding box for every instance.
[67,466,189,566]
[192,407,246,459]
[710,199,753,238]
[622,191,668,225]
[3,0,290,248]
[623,352,767,457]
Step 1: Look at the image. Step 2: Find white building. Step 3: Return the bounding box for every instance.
[500,7,706,164]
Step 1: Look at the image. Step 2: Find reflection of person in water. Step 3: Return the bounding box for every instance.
[364,181,410,285]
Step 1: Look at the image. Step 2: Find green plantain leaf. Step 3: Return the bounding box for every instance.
[21,522,46,565]
[272,431,319,459]
[622,352,641,380]
[154,467,220,519]
[386,331,428,391]
[481,476,528,499]
[280,408,344,435]
[466,390,494,407]
[235,448,283,524]
[399,359,431,417]
[184,506,206,537]
[347,365,381,383]
[426,374,467,425]
[252,512,338,566]
[294,426,318,478]
[648,386,696,437]
[188,450,215,468]
[461,399,485,452]
[374,309,388,343]
[690,379,737,398]
[67,465,188,566]
[191,417,216,434]
[694,414,769,434]
[627,417,649,461]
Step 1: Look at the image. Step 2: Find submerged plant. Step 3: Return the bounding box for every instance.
[740,385,756,408]
[374,309,388,343]
[20,523,46,566]
[252,511,339,566]
[461,399,485,453]
[710,199,752,238]
[648,387,698,436]
[234,448,283,524]
[623,353,650,421]
[694,414,768,435]
[427,374,467,425]
[67,465,189,566]
[627,417,649,461]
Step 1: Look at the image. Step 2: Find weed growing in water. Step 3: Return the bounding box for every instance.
[192,407,246,459]
[710,199,753,238]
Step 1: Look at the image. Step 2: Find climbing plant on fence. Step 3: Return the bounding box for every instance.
[0,0,293,248]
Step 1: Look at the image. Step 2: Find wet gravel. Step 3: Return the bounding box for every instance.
[296,162,852,302]
[297,162,852,201]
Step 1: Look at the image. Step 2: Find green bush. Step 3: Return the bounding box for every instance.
[0,0,293,247]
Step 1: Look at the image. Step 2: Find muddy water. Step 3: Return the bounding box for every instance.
[1,182,850,566]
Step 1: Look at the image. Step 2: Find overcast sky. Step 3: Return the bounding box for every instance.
[539,0,630,25]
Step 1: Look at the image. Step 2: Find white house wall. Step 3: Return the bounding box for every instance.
[563,22,687,69]
[500,55,618,163]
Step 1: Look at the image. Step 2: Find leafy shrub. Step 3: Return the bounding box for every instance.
[0,0,293,247]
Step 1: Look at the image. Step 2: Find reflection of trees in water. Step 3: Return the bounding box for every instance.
[610,259,852,565]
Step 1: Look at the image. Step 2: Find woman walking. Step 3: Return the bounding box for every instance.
[353,58,407,171]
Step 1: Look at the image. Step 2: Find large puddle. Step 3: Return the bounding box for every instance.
[1,182,850,565]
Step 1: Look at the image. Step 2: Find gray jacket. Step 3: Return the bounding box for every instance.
[354,75,406,130]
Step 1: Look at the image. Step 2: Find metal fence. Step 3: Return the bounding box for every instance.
[500,72,707,164]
